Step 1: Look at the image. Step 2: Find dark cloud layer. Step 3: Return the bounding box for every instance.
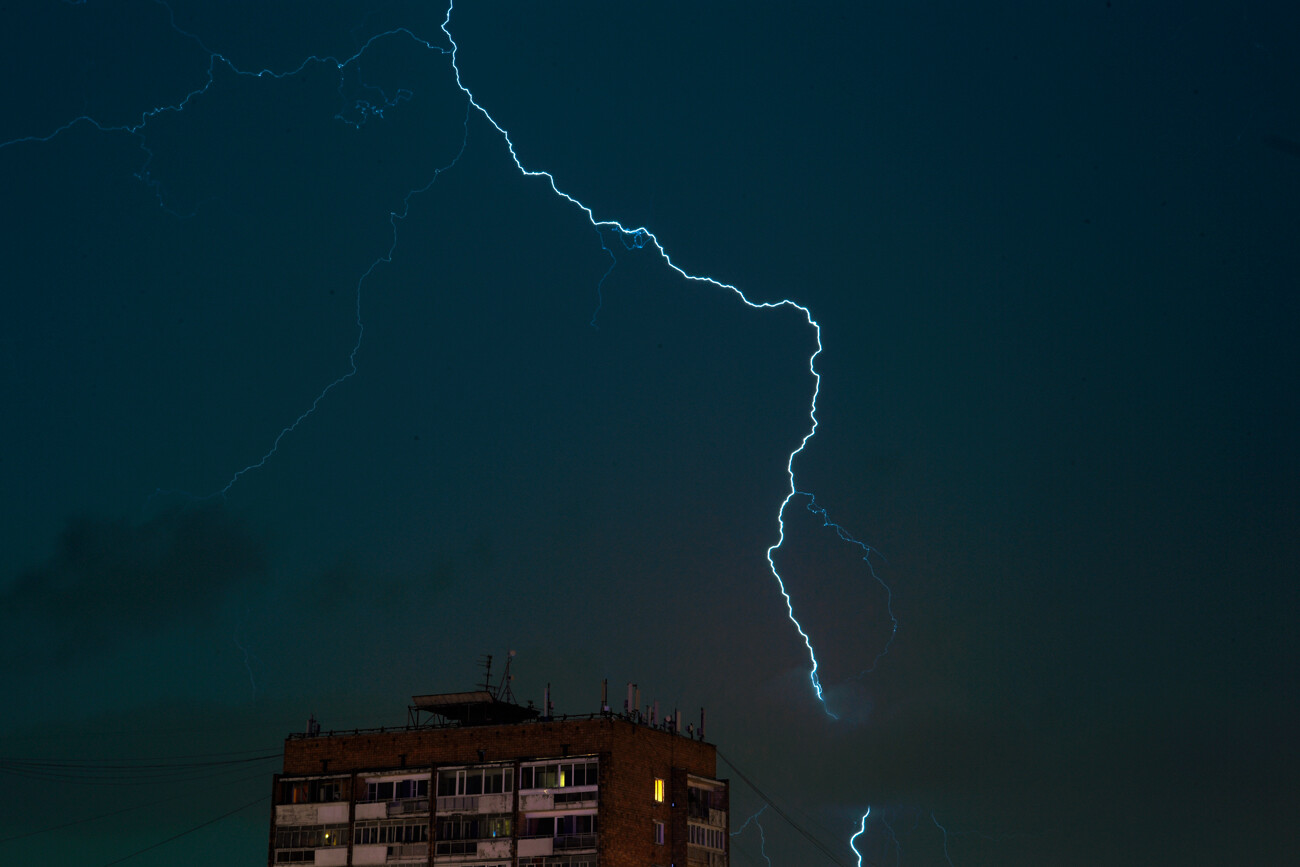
[3,506,268,662]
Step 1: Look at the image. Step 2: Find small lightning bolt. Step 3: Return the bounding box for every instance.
[232,609,260,699]
[804,493,899,678]
[849,808,871,867]
[932,814,956,867]
[878,815,901,867]
[731,805,773,867]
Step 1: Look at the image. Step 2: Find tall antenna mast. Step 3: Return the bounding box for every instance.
[498,650,518,704]
[478,654,494,696]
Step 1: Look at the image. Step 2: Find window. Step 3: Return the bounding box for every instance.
[275,823,349,848]
[654,821,665,845]
[353,818,429,845]
[395,778,428,800]
[439,766,513,797]
[688,784,724,819]
[280,781,308,804]
[313,780,341,802]
[653,777,664,803]
[363,776,429,802]
[438,814,512,841]
[689,823,726,850]
[520,759,597,790]
[522,814,596,839]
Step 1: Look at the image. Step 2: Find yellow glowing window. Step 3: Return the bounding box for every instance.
[653,778,664,803]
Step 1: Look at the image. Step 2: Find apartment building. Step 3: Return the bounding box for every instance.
[269,684,729,867]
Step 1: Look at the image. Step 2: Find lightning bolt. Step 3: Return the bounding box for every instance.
[932,814,956,867]
[731,805,773,867]
[878,815,902,867]
[437,3,870,718]
[849,808,871,867]
[232,609,260,699]
[8,2,901,857]
[804,494,899,678]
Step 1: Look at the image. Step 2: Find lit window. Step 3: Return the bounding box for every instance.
[653,778,664,803]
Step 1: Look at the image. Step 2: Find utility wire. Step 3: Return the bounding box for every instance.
[717,749,857,867]
[0,752,280,771]
[98,793,269,867]
[0,768,273,844]
[0,752,280,784]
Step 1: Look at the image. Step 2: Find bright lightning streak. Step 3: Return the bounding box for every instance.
[849,808,871,867]
[439,0,845,717]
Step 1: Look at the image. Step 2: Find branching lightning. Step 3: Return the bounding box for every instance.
[731,805,773,867]
[804,494,899,678]
[8,1,902,860]
[442,2,856,715]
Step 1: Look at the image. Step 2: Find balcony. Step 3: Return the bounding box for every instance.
[432,839,511,858]
[553,789,597,807]
[555,833,598,851]
[275,802,349,825]
[517,833,598,857]
[434,792,511,814]
[519,787,596,811]
[355,799,429,820]
[388,843,429,861]
[687,846,728,867]
[391,798,430,815]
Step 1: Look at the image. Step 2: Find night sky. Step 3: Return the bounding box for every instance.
[2,1,1296,865]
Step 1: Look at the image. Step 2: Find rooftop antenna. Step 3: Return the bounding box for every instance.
[497,650,518,704]
[478,654,494,696]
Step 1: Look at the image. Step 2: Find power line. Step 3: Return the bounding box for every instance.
[0,751,280,784]
[0,751,280,771]
[0,768,272,844]
[717,749,857,867]
[98,793,269,867]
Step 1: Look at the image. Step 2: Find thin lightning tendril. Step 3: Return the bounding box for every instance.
[804,494,899,678]
[7,1,900,858]
[731,805,773,867]
[932,814,956,867]
[232,610,260,699]
[879,815,901,867]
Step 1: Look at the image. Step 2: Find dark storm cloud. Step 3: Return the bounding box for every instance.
[2,506,269,662]
[301,534,492,614]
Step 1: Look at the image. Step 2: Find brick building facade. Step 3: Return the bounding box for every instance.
[269,689,729,867]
